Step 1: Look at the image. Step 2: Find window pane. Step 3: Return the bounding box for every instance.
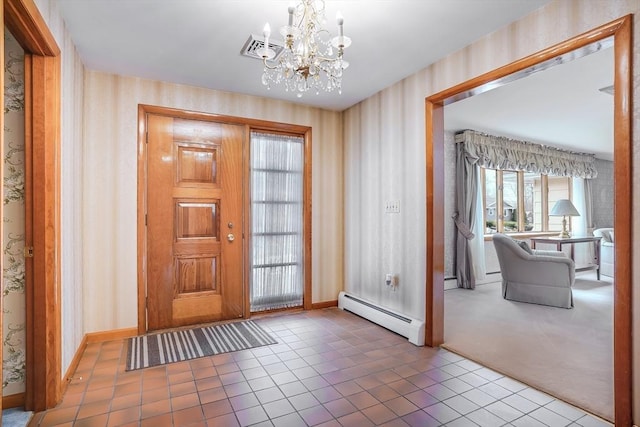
[483,169,497,234]
[502,171,518,232]
[250,132,304,312]
[548,175,571,231]
[524,172,541,232]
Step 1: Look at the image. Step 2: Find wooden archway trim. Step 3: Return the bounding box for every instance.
[425,16,632,425]
[4,0,62,411]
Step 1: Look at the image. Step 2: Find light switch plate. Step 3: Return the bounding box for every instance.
[385,200,400,213]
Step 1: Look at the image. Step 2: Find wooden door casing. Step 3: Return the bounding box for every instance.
[425,16,633,424]
[138,105,313,335]
[145,114,245,330]
[7,0,63,411]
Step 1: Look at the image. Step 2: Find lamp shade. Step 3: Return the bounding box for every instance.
[549,199,580,216]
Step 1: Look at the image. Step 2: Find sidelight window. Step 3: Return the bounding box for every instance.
[250,132,304,312]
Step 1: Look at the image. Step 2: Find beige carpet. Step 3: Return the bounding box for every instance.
[443,272,613,422]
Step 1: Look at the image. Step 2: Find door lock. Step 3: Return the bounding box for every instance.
[227,233,235,242]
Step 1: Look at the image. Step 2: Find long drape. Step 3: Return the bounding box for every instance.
[455,142,486,289]
[250,132,304,312]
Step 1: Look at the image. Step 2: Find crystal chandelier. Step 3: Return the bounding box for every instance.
[257,0,351,97]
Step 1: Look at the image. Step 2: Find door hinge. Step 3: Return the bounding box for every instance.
[145,214,148,226]
[145,296,148,309]
[24,246,34,258]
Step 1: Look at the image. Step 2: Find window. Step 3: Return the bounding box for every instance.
[482,167,571,235]
[250,132,304,312]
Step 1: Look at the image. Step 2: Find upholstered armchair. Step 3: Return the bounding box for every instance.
[593,228,614,277]
[492,233,575,308]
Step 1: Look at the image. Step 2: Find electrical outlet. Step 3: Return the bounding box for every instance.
[385,273,393,286]
[385,273,399,291]
[385,200,400,213]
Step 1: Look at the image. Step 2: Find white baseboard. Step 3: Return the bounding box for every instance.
[445,273,502,290]
[444,278,457,290]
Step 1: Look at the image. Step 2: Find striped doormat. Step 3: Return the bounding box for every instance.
[126,320,277,371]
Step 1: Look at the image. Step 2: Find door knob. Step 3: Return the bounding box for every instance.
[227,233,235,242]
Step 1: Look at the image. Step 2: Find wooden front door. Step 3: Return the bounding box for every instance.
[145,113,244,330]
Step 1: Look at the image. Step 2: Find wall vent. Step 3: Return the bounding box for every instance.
[240,34,285,61]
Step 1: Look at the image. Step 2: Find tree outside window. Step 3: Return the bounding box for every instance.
[482,167,571,234]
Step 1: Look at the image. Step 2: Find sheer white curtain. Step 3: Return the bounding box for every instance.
[250,132,304,312]
[572,178,595,267]
[470,171,486,281]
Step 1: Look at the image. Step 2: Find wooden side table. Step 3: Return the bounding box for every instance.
[529,236,602,280]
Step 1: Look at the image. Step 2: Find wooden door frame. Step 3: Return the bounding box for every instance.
[3,0,61,412]
[425,16,632,425]
[137,105,312,334]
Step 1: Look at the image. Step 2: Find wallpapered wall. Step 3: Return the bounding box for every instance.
[26,0,640,420]
[343,0,640,420]
[3,29,25,396]
[444,131,456,278]
[592,158,614,229]
[81,72,343,332]
[345,0,638,316]
[33,0,341,374]
[34,0,86,375]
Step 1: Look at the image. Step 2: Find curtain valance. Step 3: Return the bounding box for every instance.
[455,130,598,179]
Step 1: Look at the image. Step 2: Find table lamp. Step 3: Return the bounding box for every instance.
[550,199,580,238]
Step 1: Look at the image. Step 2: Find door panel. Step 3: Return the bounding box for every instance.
[146,114,244,330]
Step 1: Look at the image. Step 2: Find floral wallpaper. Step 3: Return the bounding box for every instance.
[3,28,26,396]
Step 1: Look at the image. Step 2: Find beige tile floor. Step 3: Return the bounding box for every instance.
[28,308,612,426]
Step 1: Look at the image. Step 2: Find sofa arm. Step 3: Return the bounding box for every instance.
[593,228,614,243]
[501,251,576,288]
[532,249,567,258]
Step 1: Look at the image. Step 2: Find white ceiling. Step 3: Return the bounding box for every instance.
[54,0,550,111]
[445,45,614,160]
[54,0,613,159]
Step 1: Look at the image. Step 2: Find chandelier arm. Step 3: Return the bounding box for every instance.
[313,55,342,63]
[261,58,280,70]
[299,3,309,27]
[312,0,326,17]
[314,63,336,73]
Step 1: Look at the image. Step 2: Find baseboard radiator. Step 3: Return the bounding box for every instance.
[338,292,425,346]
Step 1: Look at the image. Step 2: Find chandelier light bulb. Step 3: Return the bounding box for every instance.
[288,3,295,26]
[258,23,276,60]
[336,11,344,37]
[263,22,271,50]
